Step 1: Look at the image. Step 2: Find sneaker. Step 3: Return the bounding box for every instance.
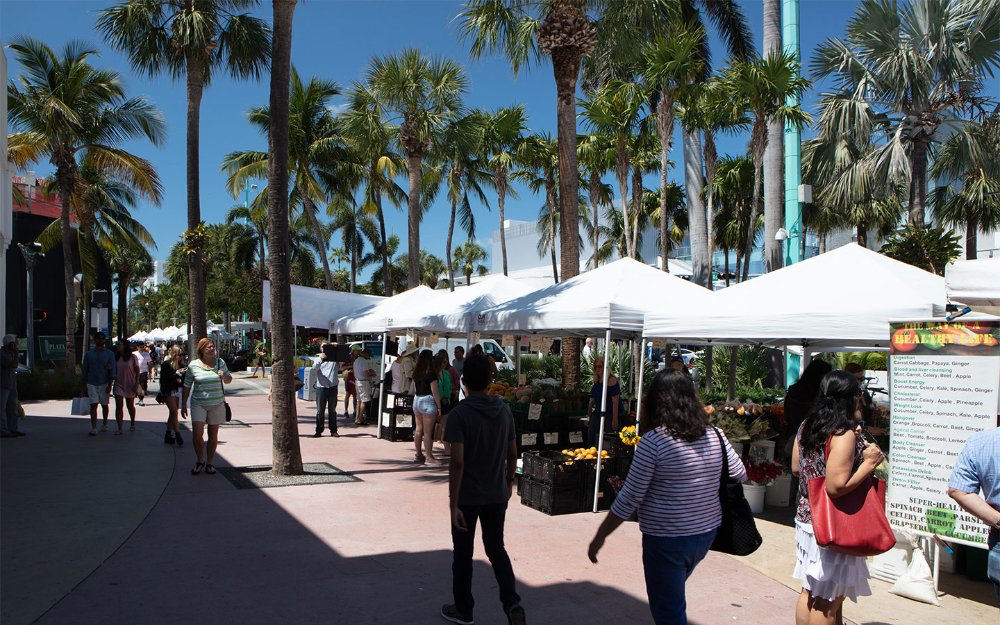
[440,604,473,625]
[137,400,145,406]
[312,432,322,438]
[331,431,339,438]
[506,605,526,625]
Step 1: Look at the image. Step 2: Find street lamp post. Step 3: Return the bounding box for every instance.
[17,242,43,370]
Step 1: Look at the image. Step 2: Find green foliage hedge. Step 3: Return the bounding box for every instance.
[16,366,81,400]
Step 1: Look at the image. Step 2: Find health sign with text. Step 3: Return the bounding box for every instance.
[887,320,1000,548]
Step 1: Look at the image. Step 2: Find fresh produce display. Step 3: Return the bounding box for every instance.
[486,382,514,397]
[561,447,610,460]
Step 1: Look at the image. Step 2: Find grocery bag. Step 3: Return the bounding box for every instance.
[71,397,91,415]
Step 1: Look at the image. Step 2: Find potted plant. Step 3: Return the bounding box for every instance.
[744,460,783,513]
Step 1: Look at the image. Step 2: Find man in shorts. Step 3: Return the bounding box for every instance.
[352,349,376,425]
[135,343,152,405]
[81,333,116,436]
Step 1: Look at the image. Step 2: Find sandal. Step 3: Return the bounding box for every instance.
[205,464,217,475]
[192,462,206,475]
[414,454,426,464]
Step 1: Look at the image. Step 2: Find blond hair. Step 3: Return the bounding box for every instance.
[195,338,214,360]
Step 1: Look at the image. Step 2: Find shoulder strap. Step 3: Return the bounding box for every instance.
[712,426,729,491]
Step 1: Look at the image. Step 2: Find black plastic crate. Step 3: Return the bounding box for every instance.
[537,481,584,515]
[522,451,587,488]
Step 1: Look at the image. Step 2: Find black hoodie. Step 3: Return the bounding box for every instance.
[444,395,516,506]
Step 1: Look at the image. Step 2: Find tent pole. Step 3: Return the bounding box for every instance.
[593,328,613,512]
[378,331,388,440]
[635,339,649,431]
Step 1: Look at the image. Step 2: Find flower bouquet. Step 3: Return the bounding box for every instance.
[745,460,784,486]
[618,425,640,447]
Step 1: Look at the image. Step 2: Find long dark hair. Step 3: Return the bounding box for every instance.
[413,349,434,381]
[116,341,133,362]
[800,370,860,452]
[640,370,708,442]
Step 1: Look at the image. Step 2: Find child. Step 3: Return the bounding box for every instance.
[343,367,357,419]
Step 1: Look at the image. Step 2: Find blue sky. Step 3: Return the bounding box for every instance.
[1,0,933,280]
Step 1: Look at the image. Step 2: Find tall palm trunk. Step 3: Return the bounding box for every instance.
[117,272,129,342]
[186,57,208,345]
[762,0,784,274]
[704,131,719,281]
[614,144,631,259]
[742,120,767,282]
[551,46,583,391]
[657,94,675,272]
[373,186,392,296]
[909,141,929,225]
[546,181,559,284]
[685,130,710,288]
[268,0,303,476]
[446,193,457,291]
[56,161,78,365]
[727,346,738,400]
[497,171,509,275]
[301,194,334,289]
[349,248,357,292]
[630,164,642,258]
[965,214,978,260]
[723,247,731,286]
[406,153,422,288]
[589,171,601,268]
[856,222,868,248]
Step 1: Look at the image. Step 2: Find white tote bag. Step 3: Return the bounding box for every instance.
[71,397,91,415]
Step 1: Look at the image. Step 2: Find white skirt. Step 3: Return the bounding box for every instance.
[793,521,872,602]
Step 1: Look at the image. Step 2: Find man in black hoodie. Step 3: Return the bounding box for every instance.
[441,355,525,625]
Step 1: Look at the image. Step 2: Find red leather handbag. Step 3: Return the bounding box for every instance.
[807,439,896,557]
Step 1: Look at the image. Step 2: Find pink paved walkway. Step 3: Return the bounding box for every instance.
[5,391,823,625]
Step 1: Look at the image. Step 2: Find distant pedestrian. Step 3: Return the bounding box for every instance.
[948,427,1000,605]
[588,356,620,445]
[343,367,357,417]
[353,348,376,425]
[312,343,340,437]
[113,341,140,434]
[1,334,22,438]
[81,332,116,436]
[792,370,884,625]
[412,349,442,464]
[250,341,268,378]
[160,346,186,446]
[441,354,524,625]
[781,360,833,458]
[135,342,151,405]
[182,338,232,475]
[588,370,746,625]
[582,337,594,359]
[451,345,465,377]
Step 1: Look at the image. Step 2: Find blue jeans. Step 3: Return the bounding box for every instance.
[989,537,999,604]
[315,386,338,434]
[1,386,18,434]
[642,529,717,625]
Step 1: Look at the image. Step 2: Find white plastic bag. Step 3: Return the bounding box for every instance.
[889,546,940,606]
[871,529,916,583]
[71,397,91,416]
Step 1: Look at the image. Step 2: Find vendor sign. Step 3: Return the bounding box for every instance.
[887,319,1000,547]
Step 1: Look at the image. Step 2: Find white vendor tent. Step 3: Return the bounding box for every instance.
[146,328,168,342]
[946,257,1000,316]
[262,280,383,330]
[127,330,147,342]
[391,275,535,337]
[471,257,714,338]
[643,243,946,348]
[331,285,438,335]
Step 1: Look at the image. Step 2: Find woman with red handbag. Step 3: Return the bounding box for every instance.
[791,370,885,625]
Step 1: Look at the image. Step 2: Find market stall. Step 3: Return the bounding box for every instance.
[262,280,384,330]
[946,256,1000,316]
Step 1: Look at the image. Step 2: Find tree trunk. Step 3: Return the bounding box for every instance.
[268,0,303,476]
[589,171,601,268]
[908,140,928,226]
[685,130,710,288]
[614,144,631,259]
[856,222,868,249]
[762,0,784,274]
[704,346,714,393]
[406,153,423,289]
[704,131,718,282]
[551,47,582,391]
[724,247,731,287]
[727,345,738,400]
[965,214,978,260]
[742,120,767,282]
[56,163,78,365]
[117,272,129,343]
[301,194,334,289]
[349,247,356,292]
[446,194,457,291]
[657,94,674,272]
[631,164,642,259]
[497,172,509,275]
[373,183,392,296]
[546,182,559,284]
[186,57,208,345]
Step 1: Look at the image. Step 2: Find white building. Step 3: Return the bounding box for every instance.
[140,260,169,290]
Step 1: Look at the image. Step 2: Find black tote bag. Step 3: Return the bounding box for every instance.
[709,427,763,556]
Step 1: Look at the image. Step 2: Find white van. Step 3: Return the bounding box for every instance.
[404,337,514,370]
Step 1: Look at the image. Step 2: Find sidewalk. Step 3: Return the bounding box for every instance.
[2,389,994,625]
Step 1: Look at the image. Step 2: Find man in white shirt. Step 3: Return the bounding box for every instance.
[394,344,418,395]
[582,337,594,359]
[353,349,376,425]
[312,343,340,437]
[135,344,152,406]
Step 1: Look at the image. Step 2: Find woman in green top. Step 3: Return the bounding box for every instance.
[182,338,232,475]
[433,351,452,450]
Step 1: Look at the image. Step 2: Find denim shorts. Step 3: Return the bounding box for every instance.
[413,395,438,415]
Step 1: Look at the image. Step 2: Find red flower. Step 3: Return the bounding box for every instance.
[746,461,783,486]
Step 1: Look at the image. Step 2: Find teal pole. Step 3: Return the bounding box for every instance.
[784,0,802,387]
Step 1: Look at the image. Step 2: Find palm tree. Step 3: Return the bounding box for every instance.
[435,111,493,291]
[7,38,165,366]
[99,0,271,344]
[721,52,810,281]
[452,240,490,286]
[222,69,347,289]
[266,0,302,475]
[330,197,379,292]
[811,0,999,226]
[579,80,646,259]
[343,83,407,296]
[365,49,468,289]
[108,244,154,343]
[762,0,784,275]
[226,201,268,289]
[712,155,760,282]
[577,133,614,269]
[930,111,1000,259]
[515,134,561,283]
[482,106,528,276]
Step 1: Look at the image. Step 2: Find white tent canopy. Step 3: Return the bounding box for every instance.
[946,257,1000,316]
[262,280,383,330]
[392,275,536,337]
[127,330,147,342]
[146,328,168,342]
[331,285,438,335]
[643,243,947,348]
[471,257,714,338]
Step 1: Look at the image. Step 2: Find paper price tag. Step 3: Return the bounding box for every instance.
[520,433,537,446]
[528,403,543,421]
[518,374,527,386]
[569,431,584,444]
[543,432,559,445]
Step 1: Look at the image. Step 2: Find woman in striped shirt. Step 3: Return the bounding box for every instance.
[182,338,232,475]
[588,370,746,625]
